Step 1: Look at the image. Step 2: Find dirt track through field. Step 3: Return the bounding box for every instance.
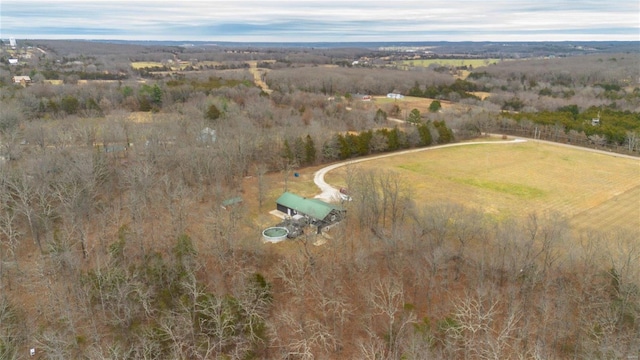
[248,61,272,94]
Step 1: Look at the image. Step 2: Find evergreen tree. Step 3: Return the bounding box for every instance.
[407,108,422,124]
[387,127,400,151]
[151,84,163,106]
[408,81,423,97]
[429,100,442,113]
[282,139,294,163]
[417,123,433,146]
[292,137,305,164]
[304,135,316,165]
[337,134,351,159]
[434,121,454,144]
[374,108,387,123]
[206,104,222,121]
[356,130,372,156]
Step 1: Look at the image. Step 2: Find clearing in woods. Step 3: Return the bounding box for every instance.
[324,141,640,234]
[373,95,467,113]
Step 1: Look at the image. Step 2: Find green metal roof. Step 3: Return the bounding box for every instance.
[276,192,343,220]
[221,196,243,207]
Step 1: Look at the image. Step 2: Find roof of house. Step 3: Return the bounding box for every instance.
[13,75,31,82]
[276,192,343,220]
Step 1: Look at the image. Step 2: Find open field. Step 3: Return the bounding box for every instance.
[397,58,501,68]
[131,61,191,70]
[131,61,165,69]
[373,95,466,112]
[323,141,640,234]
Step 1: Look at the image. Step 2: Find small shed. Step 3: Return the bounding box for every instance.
[353,93,371,101]
[276,192,345,230]
[221,196,243,209]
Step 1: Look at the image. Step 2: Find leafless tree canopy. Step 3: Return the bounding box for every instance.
[0,40,638,359]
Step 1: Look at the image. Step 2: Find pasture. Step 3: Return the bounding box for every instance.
[373,95,467,113]
[397,58,501,69]
[323,141,640,234]
[131,61,165,69]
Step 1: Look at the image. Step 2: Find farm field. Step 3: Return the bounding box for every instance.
[373,95,467,113]
[323,141,640,234]
[397,58,501,68]
[130,61,165,69]
[131,60,225,70]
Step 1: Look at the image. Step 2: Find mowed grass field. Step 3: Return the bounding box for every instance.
[324,141,640,234]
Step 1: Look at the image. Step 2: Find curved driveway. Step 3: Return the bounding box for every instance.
[313,136,639,202]
[313,137,527,202]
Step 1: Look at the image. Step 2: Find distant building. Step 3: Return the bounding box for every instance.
[387,93,404,99]
[12,76,31,86]
[352,93,372,101]
[8,59,18,65]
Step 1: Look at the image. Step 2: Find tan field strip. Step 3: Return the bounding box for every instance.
[325,141,640,234]
[372,95,466,112]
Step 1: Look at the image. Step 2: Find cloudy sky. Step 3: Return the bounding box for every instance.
[2,0,639,42]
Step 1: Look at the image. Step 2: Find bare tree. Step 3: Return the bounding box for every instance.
[447,295,521,359]
[625,130,639,152]
[365,276,415,359]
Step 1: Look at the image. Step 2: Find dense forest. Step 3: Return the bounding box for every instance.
[0,40,638,359]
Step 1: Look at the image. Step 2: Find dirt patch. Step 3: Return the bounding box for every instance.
[247,61,273,94]
[469,91,491,100]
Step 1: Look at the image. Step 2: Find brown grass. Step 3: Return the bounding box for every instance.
[322,141,640,234]
[372,95,466,113]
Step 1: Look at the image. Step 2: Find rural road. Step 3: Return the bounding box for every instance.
[313,135,639,202]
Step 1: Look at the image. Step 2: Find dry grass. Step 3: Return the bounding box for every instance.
[248,61,273,94]
[469,91,491,100]
[397,58,501,68]
[372,95,465,113]
[131,61,164,69]
[128,112,153,123]
[323,141,640,234]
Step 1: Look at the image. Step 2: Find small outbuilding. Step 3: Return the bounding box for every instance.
[276,192,345,231]
[12,75,31,86]
[352,93,372,101]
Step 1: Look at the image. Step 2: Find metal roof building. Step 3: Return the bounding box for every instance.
[276,192,345,225]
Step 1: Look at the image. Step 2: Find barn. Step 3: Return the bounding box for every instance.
[276,192,345,230]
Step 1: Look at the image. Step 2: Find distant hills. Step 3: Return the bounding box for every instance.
[80,39,640,56]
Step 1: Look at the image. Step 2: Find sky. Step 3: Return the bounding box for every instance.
[2,0,639,42]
